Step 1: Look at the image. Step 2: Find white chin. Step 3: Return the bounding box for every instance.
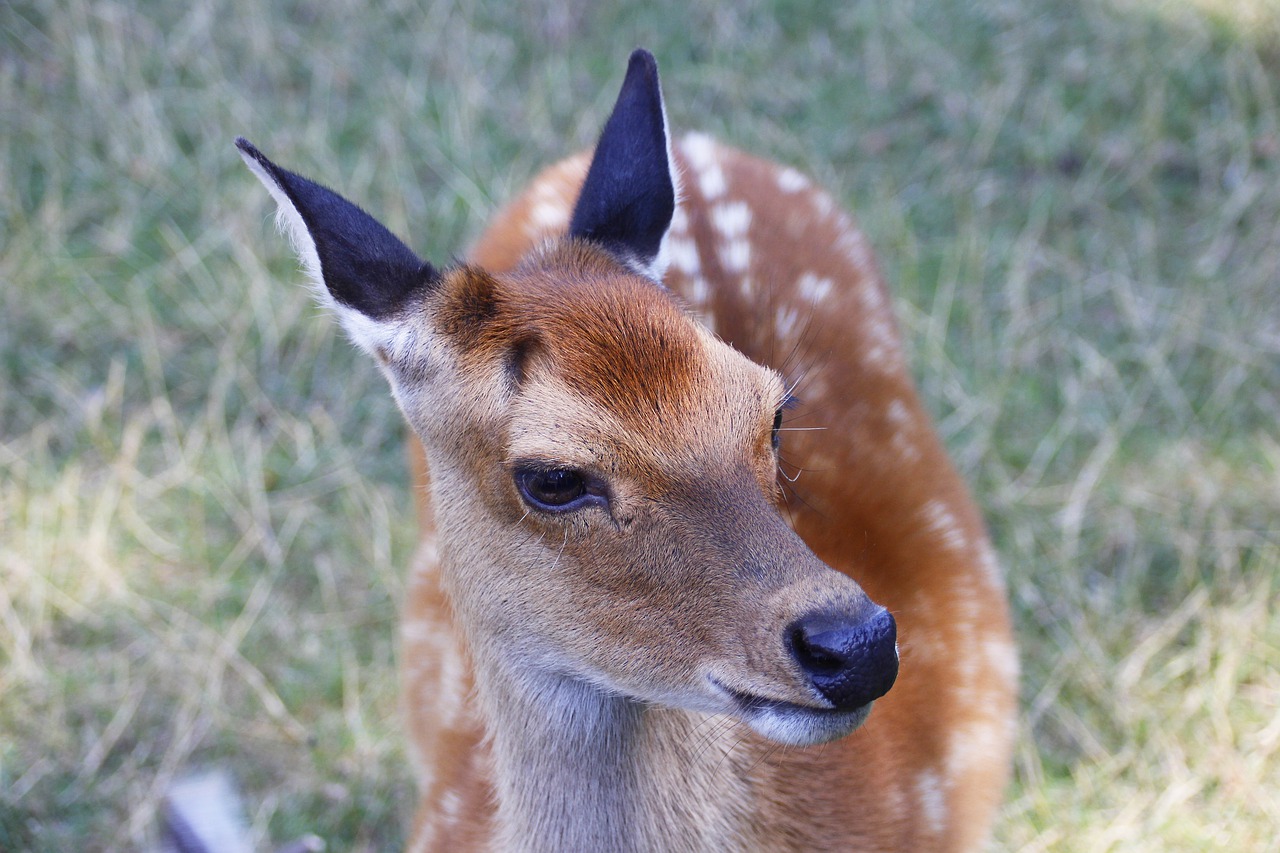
[745,701,874,746]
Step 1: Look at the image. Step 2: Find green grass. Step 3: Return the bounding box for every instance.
[3,0,1278,849]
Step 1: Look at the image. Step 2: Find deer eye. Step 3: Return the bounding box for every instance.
[515,466,603,513]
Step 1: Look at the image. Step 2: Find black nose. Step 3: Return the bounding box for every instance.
[789,607,899,711]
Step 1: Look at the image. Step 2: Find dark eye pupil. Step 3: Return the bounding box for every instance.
[526,469,586,506]
[772,408,784,450]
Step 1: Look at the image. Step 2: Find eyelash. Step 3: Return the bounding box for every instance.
[772,392,798,451]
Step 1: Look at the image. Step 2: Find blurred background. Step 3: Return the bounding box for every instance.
[2,0,1278,849]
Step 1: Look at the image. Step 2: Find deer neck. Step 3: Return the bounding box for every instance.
[476,659,751,852]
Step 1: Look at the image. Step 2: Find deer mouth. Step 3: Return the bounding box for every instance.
[708,678,874,746]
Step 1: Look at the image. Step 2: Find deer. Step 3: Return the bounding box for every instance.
[237,49,1017,852]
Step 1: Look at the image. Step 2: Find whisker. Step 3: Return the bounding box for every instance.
[686,715,731,766]
[549,527,569,572]
[784,369,810,402]
[743,741,782,782]
[779,473,829,522]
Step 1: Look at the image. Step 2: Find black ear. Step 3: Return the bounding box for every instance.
[236,137,437,320]
[569,49,677,282]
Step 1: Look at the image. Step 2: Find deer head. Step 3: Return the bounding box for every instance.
[237,50,897,750]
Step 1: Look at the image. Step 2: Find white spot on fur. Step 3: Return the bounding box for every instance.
[401,619,442,645]
[838,229,874,273]
[777,166,810,193]
[811,191,834,218]
[406,818,437,853]
[776,305,800,340]
[798,373,828,403]
[440,788,462,821]
[719,238,751,273]
[957,588,986,624]
[681,133,727,199]
[861,314,901,372]
[687,275,710,305]
[886,399,919,460]
[907,626,947,662]
[916,770,948,834]
[682,132,717,168]
[921,499,968,552]
[946,716,1011,781]
[863,343,890,368]
[529,200,569,230]
[532,178,562,201]
[860,281,887,314]
[434,642,467,726]
[891,430,921,463]
[699,164,726,199]
[796,272,833,304]
[711,200,752,237]
[886,398,912,427]
[667,237,702,276]
[738,275,754,298]
[408,539,441,583]
[983,636,1020,689]
[977,541,1006,588]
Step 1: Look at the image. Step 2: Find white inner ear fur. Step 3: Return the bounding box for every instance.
[238,149,324,288]
[239,148,407,361]
[632,82,682,287]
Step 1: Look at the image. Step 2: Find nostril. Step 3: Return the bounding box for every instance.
[790,625,849,675]
[789,608,899,711]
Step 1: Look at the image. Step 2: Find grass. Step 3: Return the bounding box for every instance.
[2,0,1278,849]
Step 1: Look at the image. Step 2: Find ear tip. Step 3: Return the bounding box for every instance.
[235,137,263,165]
[626,48,659,82]
[628,48,657,69]
[234,137,278,176]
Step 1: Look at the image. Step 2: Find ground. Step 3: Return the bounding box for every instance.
[2,0,1278,849]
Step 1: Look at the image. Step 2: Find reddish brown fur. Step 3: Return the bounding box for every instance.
[439,244,706,433]
[401,138,1016,851]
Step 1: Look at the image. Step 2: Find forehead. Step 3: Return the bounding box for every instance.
[485,246,782,459]
[530,279,706,420]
